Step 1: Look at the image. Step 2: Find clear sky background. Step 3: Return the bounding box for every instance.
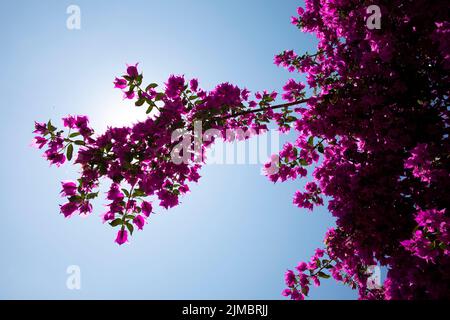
[0,0,357,299]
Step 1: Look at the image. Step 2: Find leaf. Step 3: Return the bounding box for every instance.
[86,192,98,200]
[109,218,123,227]
[155,93,165,101]
[317,144,324,154]
[126,222,134,235]
[66,144,74,161]
[74,140,85,146]
[301,286,309,296]
[47,120,56,132]
[69,195,83,203]
[132,189,146,197]
[69,132,81,138]
[145,83,158,91]
[308,136,314,146]
[121,189,130,197]
[317,271,330,279]
[135,98,145,107]
[286,116,297,122]
[146,106,153,114]
[136,74,143,85]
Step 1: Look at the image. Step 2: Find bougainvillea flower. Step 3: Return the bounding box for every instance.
[115,229,128,245]
[60,202,78,218]
[60,181,77,197]
[114,77,128,89]
[141,201,153,217]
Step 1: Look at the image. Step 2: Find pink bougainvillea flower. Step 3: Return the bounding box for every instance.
[296,262,307,272]
[60,181,77,197]
[60,202,78,218]
[126,63,139,78]
[141,201,153,217]
[31,136,47,149]
[189,78,198,92]
[79,201,93,216]
[107,183,124,201]
[282,79,305,102]
[123,90,135,100]
[45,151,66,167]
[33,121,47,135]
[284,270,296,287]
[133,215,145,230]
[165,75,185,99]
[100,211,115,223]
[115,229,128,245]
[114,77,128,89]
[62,115,77,129]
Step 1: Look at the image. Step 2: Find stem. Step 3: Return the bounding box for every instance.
[122,184,136,224]
[220,98,310,119]
[310,259,333,278]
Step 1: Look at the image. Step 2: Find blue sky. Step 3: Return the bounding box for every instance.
[0,0,357,299]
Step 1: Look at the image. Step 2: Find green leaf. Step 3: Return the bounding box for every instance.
[121,189,130,197]
[299,158,308,166]
[308,136,314,146]
[145,83,158,91]
[74,140,85,146]
[316,258,322,267]
[86,192,98,200]
[135,98,145,107]
[126,222,134,235]
[69,195,83,203]
[317,144,324,154]
[47,120,57,132]
[301,286,309,296]
[317,271,330,279]
[132,189,146,197]
[286,116,297,122]
[69,132,81,138]
[136,74,143,85]
[146,106,153,114]
[109,218,123,227]
[66,144,74,161]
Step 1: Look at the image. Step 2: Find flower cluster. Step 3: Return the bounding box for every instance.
[282,248,330,300]
[278,0,449,299]
[401,209,449,263]
[33,63,307,246]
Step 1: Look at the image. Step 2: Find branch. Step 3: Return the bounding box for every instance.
[221,97,311,119]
